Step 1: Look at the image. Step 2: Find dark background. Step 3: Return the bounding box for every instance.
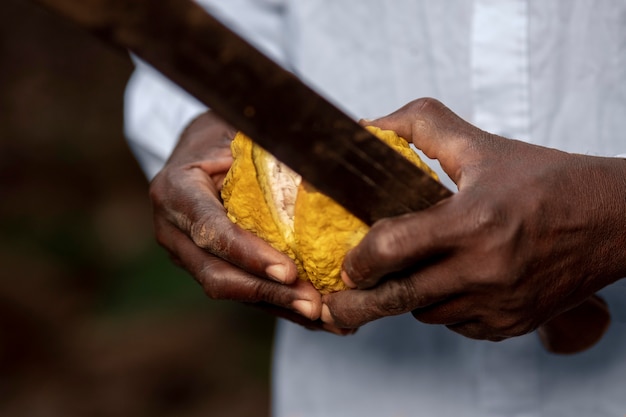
[0,1,274,416]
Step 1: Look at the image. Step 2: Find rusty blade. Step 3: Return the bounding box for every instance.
[33,0,453,225]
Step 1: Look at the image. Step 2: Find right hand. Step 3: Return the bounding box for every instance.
[150,111,338,332]
[323,98,619,350]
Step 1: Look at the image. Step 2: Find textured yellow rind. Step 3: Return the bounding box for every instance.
[220,133,296,261]
[220,126,439,294]
[293,126,438,294]
[293,182,366,293]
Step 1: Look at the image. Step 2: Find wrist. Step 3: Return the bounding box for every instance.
[579,155,626,289]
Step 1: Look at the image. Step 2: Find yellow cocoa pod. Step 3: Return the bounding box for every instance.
[221,126,439,294]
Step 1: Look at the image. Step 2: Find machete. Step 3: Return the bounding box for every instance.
[32,0,609,354]
[33,0,452,225]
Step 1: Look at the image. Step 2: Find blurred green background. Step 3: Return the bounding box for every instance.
[0,1,275,416]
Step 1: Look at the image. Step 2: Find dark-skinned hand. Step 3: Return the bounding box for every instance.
[322,98,626,343]
[149,110,350,334]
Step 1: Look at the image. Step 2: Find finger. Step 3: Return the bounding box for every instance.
[159,209,298,285]
[168,111,237,166]
[152,169,298,284]
[157,212,298,285]
[365,97,485,183]
[323,265,467,328]
[327,254,479,328]
[161,221,322,320]
[196,155,234,189]
[189,208,299,284]
[321,279,420,328]
[342,202,455,289]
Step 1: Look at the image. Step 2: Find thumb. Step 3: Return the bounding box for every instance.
[365,98,485,184]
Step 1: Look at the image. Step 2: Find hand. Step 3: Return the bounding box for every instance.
[323,98,626,342]
[150,111,343,333]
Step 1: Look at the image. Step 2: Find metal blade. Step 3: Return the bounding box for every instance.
[33,0,453,225]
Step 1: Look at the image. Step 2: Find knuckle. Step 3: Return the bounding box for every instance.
[403,98,441,134]
[197,260,227,300]
[198,259,269,304]
[344,218,406,287]
[412,97,443,114]
[411,97,454,130]
[484,311,534,339]
[377,279,417,316]
[189,216,215,248]
[255,280,289,307]
[368,218,405,261]
[472,200,508,233]
[491,315,519,336]
[189,212,230,253]
[246,279,274,304]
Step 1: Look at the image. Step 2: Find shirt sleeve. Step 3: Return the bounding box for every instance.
[123,0,288,180]
[124,58,207,180]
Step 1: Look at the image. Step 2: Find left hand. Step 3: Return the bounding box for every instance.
[149,111,339,333]
[322,98,626,341]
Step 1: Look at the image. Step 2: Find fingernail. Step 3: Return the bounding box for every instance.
[266,264,289,283]
[292,300,314,319]
[341,270,357,289]
[321,304,334,324]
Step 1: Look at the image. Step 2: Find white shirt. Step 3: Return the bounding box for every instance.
[124,1,626,416]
